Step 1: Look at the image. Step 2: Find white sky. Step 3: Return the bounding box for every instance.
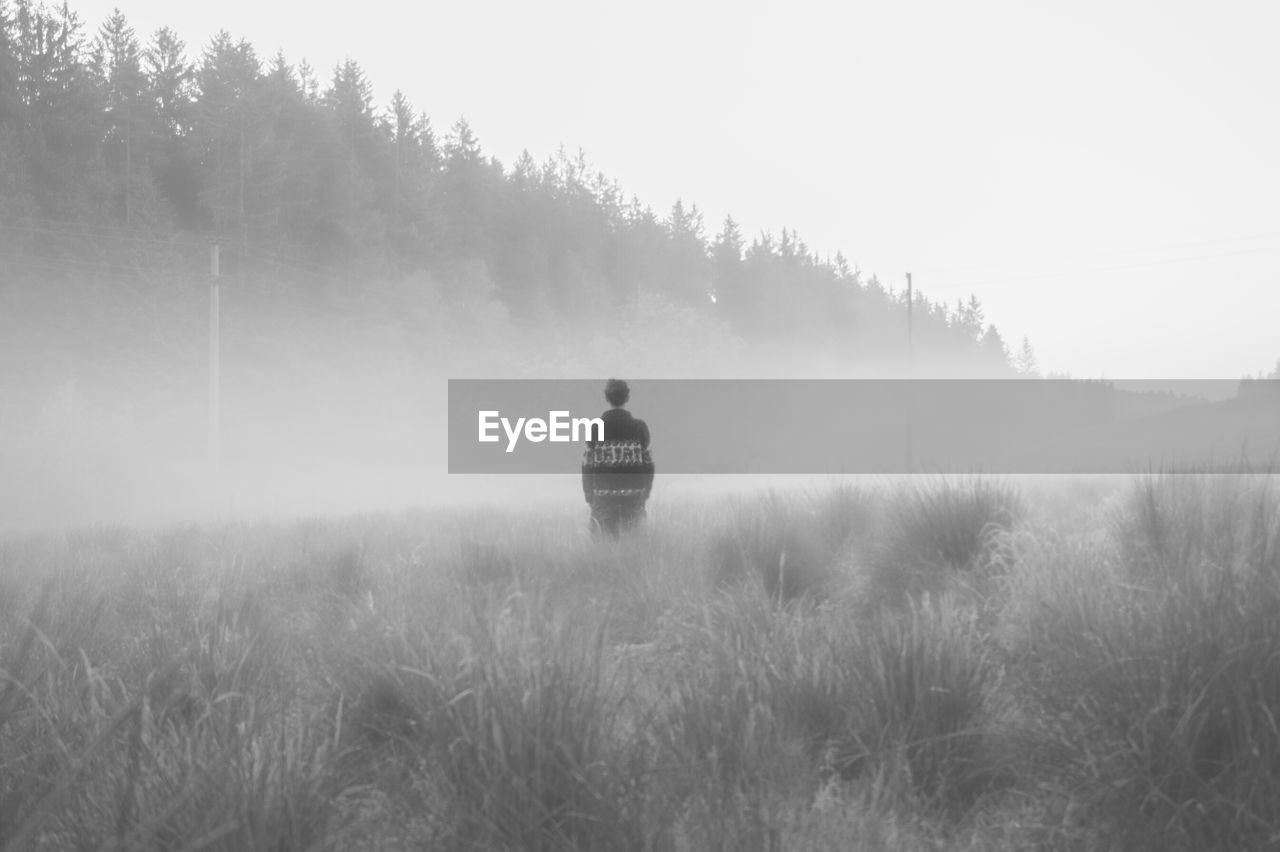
[73,0,1280,378]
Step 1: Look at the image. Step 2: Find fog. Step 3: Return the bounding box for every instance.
[1,273,1051,533]
[6,275,1266,534]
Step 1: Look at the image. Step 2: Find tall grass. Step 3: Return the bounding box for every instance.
[434,595,653,851]
[863,477,1021,610]
[657,582,1001,820]
[833,604,1002,811]
[1003,474,1280,850]
[332,588,660,852]
[709,487,873,603]
[3,476,1277,849]
[0,588,341,851]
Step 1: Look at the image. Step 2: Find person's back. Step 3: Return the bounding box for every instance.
[591,407,650,447]
[582,379,653,537]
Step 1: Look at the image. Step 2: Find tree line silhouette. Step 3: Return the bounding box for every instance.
[0,1,1021,373]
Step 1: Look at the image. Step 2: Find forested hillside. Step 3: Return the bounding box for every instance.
[0,2,1035,526]
[0,1,1020,375]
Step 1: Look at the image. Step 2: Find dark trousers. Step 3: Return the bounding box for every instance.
[590,495,647,538]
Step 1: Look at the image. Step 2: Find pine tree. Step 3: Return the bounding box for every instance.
[379,88,436,263]
[657,198,707,303]
[193,30,260,251]
[296,57,317,102]
[510,147,537,188]
[322,58,379,259]
[711,215,742,268]
[246,48,310,258]
[13,0,100,217]
[980,324,1010,372]
[324,58,371,129]
[1014,335,1038,376]
[747,230,775,261]
[665,198,703,242]
[833,251,856,283]
[444,116,480,165]
[955,294,984,341]
[437,117,495,265]
[91,8,144,225]
[141,28,197,229]
[708,215,744,311]
[143,26,190,136]
[266,49,293,88]
[11,0,49,113]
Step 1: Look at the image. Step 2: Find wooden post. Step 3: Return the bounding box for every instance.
[905,271,913,473]
[906,271,913,356]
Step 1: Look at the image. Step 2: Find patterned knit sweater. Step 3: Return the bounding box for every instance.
[582,408,655,501]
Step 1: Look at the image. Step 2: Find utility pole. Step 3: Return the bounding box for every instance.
[906,271,913,356]
[209,243,220,478]
[238,113,248,261]
[905,271,914,474]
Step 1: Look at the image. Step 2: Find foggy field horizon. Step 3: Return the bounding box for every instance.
[2,1,1280,524]
[2,0,1279,530]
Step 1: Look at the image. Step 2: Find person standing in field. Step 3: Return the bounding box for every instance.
[582,378,654,537]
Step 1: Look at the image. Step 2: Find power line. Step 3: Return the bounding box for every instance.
[236,246,347,282]
[1,219,208,248]
[0,250,177,277]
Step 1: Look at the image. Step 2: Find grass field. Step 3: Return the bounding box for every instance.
[1,474,1278,851]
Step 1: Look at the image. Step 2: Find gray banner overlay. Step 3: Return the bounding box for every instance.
[448,380,1280,474]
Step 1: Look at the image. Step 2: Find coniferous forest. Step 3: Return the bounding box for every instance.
[0,2,1019,368]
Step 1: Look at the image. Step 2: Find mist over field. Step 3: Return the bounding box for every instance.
[0,3,1031,532]
[0,277,1007,531]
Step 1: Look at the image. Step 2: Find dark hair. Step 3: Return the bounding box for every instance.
[604,378,630,407]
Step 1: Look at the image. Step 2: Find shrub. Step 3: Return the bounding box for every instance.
[1112,472,1279,583]
[864,477,1021,610]
[709,491,859,604]
[832,604,1001,812]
